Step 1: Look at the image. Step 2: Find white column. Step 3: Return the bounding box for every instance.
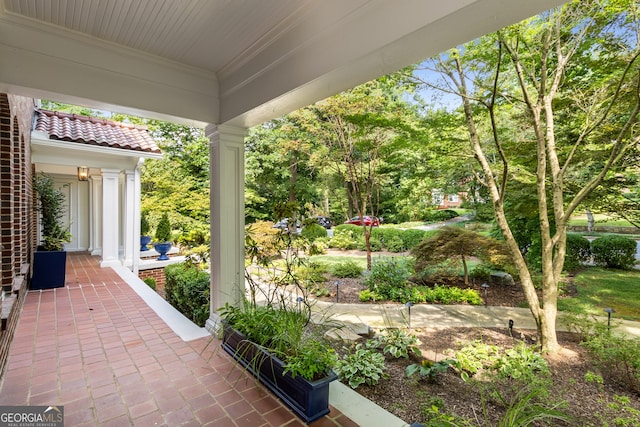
[101,169,120,267]
[122,169,136,270]
[90,175,103,256]
[205,124,247,332]
[132,159,143,274]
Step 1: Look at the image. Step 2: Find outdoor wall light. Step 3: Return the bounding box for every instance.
[604,307,615,330]
[77,166,89,181]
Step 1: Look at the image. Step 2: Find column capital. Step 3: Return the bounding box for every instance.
[205,124,247,145]
[101,168,121,176]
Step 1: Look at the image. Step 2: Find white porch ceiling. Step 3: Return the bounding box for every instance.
[0,0,567,128]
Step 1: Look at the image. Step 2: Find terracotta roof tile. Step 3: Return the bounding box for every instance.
[35,109,161,154]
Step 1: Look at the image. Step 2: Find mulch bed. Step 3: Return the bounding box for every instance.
[308,254,639,426]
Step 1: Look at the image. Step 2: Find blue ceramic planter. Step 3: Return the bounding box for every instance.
[153,242,172,260]
[140,235,152,251]
[31,249,67,289]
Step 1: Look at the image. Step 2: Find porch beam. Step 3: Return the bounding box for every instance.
[0,15,217,127]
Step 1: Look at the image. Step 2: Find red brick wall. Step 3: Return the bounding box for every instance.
[0,94,34,289]
[139,268,166,296]
[0,93,35,379]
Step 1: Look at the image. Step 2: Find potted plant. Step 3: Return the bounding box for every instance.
[219,303,337,423]
[153,212,172,260]
[31,172,72,289]
[140,211,151,251]
[219,220,338,423]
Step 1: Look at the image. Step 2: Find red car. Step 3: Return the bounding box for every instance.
[344,216,380,226]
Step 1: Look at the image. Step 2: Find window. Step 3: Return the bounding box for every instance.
[432,190,444,205]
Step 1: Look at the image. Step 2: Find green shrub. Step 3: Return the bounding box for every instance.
[400,229,432,250]
[570,315,640,392]
[301,223,328,241]
[296,261,329,286]
[359,289,382,302]
[453,340,549,386]
[334,224,364,237]
[407,285,483,305]
[423,209,459,222]
[363,257,413,299]
[140,212,150,235]
[564,233,592,270]
[372,228,403,249]
[332,260,364,278]
[334,343,387,389]
[528,234,593,271]
[176,225,209,247]
[164,263,210,326]
[357,236,382,251]
[474,203,495,222]
[385,236,406,252]
[143,277,156,290]
[307,238,329,255]
[329,229,358,250]
[591,235,637,269]
[155,212,172,242]
[469,264,493,282]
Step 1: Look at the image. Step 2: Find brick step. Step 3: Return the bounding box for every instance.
[12,275,24,295]
[21,262,30,277]
[1,293,17,331]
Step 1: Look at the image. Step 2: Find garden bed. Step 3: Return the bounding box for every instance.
[350,327,640,426]
[316,274,530,307]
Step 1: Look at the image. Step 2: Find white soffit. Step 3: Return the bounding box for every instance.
[31,132,161,170]
[1,0,567,127]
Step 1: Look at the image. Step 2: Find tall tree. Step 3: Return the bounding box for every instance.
[306,73,418,268]
[416,0,640,352]
[245,113,322,223]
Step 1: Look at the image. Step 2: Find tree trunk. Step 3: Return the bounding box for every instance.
[461,254,468,286]
[363,225,372,270]
[323,189,330,214]
[539,292,561,353]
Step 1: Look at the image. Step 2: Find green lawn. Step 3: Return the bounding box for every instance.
[310,253,481,276]
[569,213,634,228]
[309,254,374,270]
[558,267,640,321]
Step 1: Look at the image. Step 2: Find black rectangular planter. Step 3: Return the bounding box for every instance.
[31,249,67,290]
[221,322,337,424]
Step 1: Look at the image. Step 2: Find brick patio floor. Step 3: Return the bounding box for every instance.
[0,253,358,426]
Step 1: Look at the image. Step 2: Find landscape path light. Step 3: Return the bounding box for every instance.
[481,283,490,306]
[405,301,414,329]
[604,307,615,330]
